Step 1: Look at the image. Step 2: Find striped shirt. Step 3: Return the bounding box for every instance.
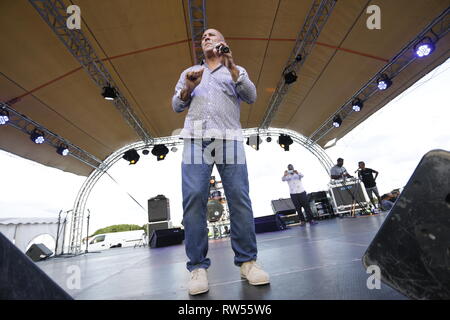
[172,63,257,141]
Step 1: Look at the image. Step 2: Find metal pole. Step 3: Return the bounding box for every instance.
[55,209,62,255]
[85,209,90,253]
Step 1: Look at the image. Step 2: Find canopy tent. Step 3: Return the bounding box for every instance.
[1,0,449,177]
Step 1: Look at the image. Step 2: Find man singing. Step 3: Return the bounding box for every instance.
[282,164,318,226]
[172,28,269,295]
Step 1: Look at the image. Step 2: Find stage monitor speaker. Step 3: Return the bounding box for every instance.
[26,243,53,262]
[363,149,450,300]
[254,214,286,233]
[148,195,170,222]
[271,198,296,215]
[147,221,170,242]
[0,233,72,299]
[150,228,184,248]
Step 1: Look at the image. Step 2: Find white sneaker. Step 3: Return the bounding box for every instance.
[188,268,209,295]
[240,261,270,285]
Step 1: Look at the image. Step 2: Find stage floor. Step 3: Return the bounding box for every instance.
[37,213,407,300]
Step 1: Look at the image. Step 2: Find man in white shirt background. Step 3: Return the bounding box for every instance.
[282,164,318,226]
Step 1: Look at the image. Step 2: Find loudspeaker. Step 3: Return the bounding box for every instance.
[150,228,184,248]
[271,198,296,215]
[148,195,170,222]
[363,150,450,300]
[254,214,286,233]
[26,243,53,262]
[147,221,170,242]
[0,232,72,299]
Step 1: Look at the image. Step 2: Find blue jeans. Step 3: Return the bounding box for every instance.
[181,139,257,271]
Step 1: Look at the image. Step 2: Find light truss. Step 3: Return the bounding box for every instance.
[188,0,208,65]
[259,0,337,129]
[1,102,103,170]
[308,7,450,145]
[28,0,153,143]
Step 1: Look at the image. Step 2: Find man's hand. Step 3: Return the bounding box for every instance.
[180,69,204,101]
[284,170,288,176]
[215,42,239,82]
[294,170,299,174]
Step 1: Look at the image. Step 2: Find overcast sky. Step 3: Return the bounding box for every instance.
[1,58,449,237]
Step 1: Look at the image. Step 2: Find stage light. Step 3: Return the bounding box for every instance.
[352,98,363,112]
[0,108,9,125]
[246,135,261,150]
[284,71,297,84]
[151,144,169,161]
[414,37,435,58]
[278,134,293,151]
[332,115,342,128]
[56,144,69,156]
[30,129,45,144]
[377,74,392,91]
[102,85,117,100]
[123,149,140,165]
[266,137,272,143]
[142,149,150,155]
[171,147,178,153]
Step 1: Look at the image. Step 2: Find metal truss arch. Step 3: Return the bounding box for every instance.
[68,129,331,253]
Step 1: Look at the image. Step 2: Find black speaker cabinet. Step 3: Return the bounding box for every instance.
[147,221,170,242]
[148,195,171,222]
[271,198,296,215]
[150,228,184,248]
[254,214,286,233]
[26,243,53,262]
[0,232,72,299]
[363,150,450,300]
[330,183,367,207]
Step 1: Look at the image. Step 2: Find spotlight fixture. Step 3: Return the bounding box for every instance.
[56,144,69,156]
[278,134,293,151]
[142,149,150,155]
[123,148,140,165]
[284,71,297,84]
[102,85,117,100]
[151,144,169,161]
[266,137,272,143]
[352,98,363,112]
[30,129,45,144]
[377,74,392,91]
[171,147,178,153]
[0,108,9,125]
[414,37,435,58]
[246,135,261,150]
[332,115,342,128]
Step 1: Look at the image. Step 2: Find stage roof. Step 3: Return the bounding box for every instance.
[1,0,449,176]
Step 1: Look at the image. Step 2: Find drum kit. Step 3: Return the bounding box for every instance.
[207,179,231,239]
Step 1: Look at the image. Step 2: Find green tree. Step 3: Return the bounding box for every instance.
[91,224,144,237]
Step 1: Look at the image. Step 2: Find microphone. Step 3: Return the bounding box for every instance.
[354,169,361,173]
[215,44,230,54]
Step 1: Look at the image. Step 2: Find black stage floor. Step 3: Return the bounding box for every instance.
[37,213,407,300]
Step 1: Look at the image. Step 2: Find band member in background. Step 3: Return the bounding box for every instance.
[282,164,318,226]
[172,28,269,296]
[330,158,353,180]
[357,161,382,210]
